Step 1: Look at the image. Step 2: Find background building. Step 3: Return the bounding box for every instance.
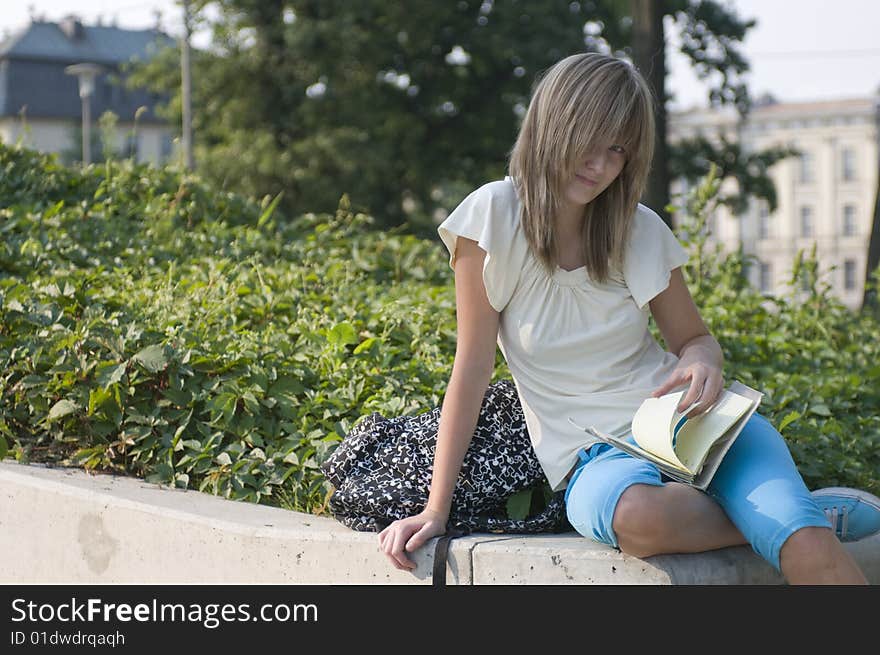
[669,93,880,310]
[0,15,174,165]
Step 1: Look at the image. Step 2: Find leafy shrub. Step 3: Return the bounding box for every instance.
[0,144,459,514]
[0,145,877,524]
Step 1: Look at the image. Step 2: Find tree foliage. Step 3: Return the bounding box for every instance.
[127,1,787,232]
[670,134,796,214]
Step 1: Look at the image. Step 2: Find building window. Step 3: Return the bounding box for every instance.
[841,147,856,182]
[799,152,814,183]
[759,261,772,293]
[800,206,813,237]
[844,259,857,291]
[842,204,857,236]
[758,203,771,239]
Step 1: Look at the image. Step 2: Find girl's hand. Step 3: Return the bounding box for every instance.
[378,509,448,571]
[652,360,724,417]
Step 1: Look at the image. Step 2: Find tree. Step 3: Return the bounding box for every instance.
[630,0,668,220]
[622,0,799,225]
[670,135,795,215]
[130,0,781,234]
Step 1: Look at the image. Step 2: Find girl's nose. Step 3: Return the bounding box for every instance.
[585,149,607,172]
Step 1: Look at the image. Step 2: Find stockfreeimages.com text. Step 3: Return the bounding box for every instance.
[11,597,317,630]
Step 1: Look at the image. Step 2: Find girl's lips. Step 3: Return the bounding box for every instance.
[576,174,598,186]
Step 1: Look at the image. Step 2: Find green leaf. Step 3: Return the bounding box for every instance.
[809,404,831,417]
[241,391,260,414]
[88,387,114,416]
[505,489,532,521]
[96,362,127,389]
[269,376,305,395]
[43,199,65,219]
[353,337,379,354]
[215,452,233,466]
[47,399,78,422]
[145,462,173,484]
[172,410,194,450]
[132,345,168,373]
[327,321,358,346]
[17,375,48,389]
[257,191,283,228]
[162,388,192,407]
[0,436,7,460]
[778,411,801,432]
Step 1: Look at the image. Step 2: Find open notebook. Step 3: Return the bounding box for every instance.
[568,381,764,490]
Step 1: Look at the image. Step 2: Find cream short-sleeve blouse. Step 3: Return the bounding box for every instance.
[437,177,690,492]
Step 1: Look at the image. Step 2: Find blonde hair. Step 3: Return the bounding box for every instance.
[508,52,656,283]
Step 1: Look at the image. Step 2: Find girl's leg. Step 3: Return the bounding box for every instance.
[564,443,747,557]
[779,527,865,584]
[613,484,866,583]
[611,482,747,558]
[707,413,866,584]
[565,415,868,583]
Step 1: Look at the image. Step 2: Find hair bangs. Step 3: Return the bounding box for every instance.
[508,52,656,284]
[572,73,643,166]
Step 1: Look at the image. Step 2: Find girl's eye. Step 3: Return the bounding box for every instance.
[610,145,626,155]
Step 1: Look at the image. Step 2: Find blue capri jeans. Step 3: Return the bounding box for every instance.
[563,413,831,571]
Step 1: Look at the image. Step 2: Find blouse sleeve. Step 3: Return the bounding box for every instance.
[437,181,521,313]
[622,204,690,311]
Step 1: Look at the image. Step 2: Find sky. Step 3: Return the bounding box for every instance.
[1,0,879,110]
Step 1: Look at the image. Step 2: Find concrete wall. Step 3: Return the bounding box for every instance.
[1,461,878,585]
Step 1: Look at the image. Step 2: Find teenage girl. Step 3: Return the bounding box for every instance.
[378,52,879,583]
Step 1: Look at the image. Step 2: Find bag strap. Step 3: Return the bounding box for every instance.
[432,526,470,587]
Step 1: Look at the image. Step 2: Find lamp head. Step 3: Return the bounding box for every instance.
[64,63,105,98]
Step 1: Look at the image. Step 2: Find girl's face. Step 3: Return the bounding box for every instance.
[562,142,627,208]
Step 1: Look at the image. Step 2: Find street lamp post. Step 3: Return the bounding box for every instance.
[65,63,104,165]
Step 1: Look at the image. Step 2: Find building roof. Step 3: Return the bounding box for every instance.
[750,97,877,120]
[670,96,879,123]
[0,17,172,65]
[0,16,174,122]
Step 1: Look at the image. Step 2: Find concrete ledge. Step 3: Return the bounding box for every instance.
[1,461,878,584]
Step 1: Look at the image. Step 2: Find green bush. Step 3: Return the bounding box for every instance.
[0,144,877,522]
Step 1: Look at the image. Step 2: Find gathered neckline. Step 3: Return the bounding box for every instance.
[551,264,590,287]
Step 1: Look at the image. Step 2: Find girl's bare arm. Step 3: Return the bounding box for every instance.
[648,267,725,414]
[378,236,501,571]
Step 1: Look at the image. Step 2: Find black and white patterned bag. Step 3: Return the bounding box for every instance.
[320,378,569,534]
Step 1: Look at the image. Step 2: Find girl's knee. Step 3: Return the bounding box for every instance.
[780,526,836,561]
[778,525,843,575]
[612,484,668,558]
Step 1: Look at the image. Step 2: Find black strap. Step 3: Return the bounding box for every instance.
[432,526,470,587]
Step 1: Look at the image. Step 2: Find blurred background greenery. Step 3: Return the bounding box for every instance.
[127,0,792,237]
